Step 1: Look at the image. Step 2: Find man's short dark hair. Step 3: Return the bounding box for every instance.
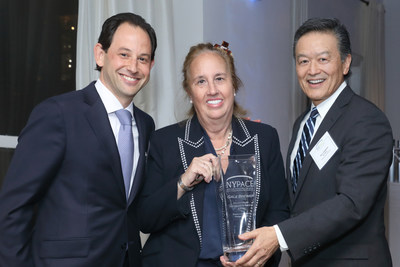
[96,12,157,71]
[293,18,352,79]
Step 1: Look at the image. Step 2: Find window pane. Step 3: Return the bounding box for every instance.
[0,148,14,189]
[0,0,78,136]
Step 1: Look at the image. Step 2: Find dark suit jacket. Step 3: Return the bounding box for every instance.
[279,86,393,266]
[138,115,289,267]
[0,82,155,267]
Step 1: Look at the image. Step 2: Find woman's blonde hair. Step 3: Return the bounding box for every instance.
[181,42,247,117]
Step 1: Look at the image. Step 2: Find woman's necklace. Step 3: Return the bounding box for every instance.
[214,130,233,155]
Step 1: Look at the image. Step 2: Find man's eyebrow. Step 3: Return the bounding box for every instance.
[296,51,330,59]
[138,53,151,58]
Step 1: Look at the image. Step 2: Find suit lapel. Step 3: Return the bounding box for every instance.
[293,86,354,202]
[83,85,126,199]
[177,117,206,245]
[231,118,257,155]
[231,118,262,216]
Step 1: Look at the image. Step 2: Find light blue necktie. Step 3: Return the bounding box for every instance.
[292,107,319,193]
[116,109,134,199]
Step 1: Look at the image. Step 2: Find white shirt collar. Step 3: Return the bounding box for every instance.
[312,81,347,120]
[95,79,134,116]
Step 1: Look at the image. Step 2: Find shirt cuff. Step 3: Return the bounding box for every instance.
[273,225,289,251]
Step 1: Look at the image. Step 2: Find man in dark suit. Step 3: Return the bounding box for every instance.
[221,18,392,267]
[0,12,156,267]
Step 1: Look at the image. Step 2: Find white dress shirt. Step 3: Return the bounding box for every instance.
[95,80,139,197]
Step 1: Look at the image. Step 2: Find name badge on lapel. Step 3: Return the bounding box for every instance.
[310,131,338,170]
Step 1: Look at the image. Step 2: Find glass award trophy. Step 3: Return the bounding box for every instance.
[214,154,259,262]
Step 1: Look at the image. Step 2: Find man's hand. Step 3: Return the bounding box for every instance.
[220,226,279,267]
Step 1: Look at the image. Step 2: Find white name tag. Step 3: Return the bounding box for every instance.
[310,132,338,170]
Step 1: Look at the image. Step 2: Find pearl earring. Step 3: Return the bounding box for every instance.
[189,99,193,104]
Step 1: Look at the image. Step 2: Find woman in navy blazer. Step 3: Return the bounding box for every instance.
[138,42,289,267]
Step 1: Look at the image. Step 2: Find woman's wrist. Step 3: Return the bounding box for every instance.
[178,176,194,192]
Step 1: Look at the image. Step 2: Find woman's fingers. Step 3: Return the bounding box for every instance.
[183,154,217,185]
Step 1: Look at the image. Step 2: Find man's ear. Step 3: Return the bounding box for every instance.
[343,54,352,75]
[94,43,105,68]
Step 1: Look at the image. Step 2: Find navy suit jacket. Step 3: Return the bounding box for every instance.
[138,115,289,267]
[280,86,393,266]
[0,82,155,267]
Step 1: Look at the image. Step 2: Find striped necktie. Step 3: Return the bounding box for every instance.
[292,107,319,193]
